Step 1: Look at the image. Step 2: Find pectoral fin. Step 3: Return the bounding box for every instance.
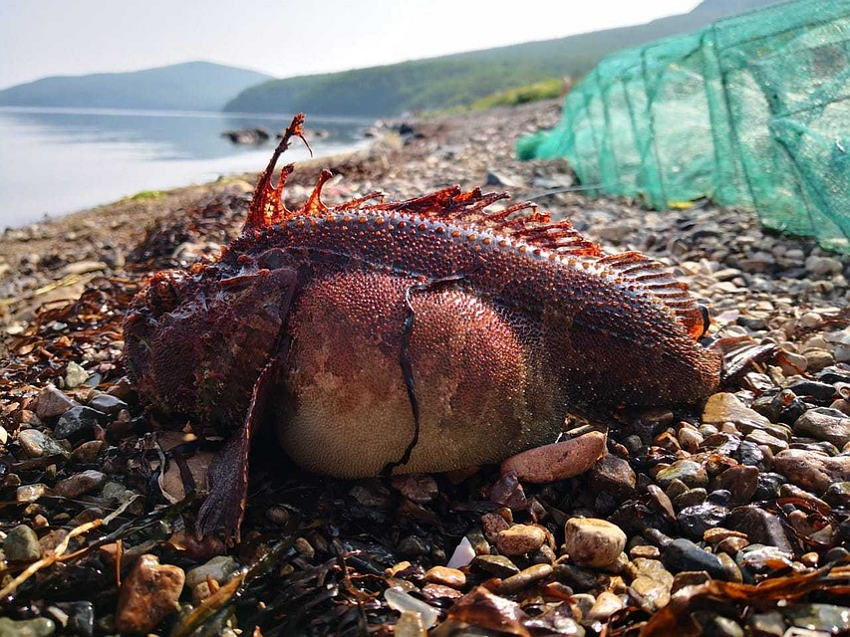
[196,337,291,544]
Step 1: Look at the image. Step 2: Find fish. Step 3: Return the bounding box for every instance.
[123,113,731,541]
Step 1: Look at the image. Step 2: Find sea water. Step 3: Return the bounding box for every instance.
[0,107,369,229]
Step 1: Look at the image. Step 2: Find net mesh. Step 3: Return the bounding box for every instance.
[521,0,850,253]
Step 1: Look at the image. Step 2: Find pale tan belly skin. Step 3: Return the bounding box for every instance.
[275,270,564,478]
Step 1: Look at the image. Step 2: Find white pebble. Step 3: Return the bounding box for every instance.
[384,587,438,629]
[447,536,475,569]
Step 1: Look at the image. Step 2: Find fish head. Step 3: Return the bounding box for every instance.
[123,262,292,424]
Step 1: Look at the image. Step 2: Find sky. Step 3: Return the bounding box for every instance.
[0,0,701,90]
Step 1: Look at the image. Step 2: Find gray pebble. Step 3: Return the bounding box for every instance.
[4,524,41,561]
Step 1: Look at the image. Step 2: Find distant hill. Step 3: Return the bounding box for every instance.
[225,0,779,117]
[0,62,272,112]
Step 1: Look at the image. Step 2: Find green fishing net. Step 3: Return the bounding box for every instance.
[521,0,850,253]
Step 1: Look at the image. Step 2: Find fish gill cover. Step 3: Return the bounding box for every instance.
[519,0,850,254]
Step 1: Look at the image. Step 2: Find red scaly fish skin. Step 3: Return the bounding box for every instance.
[123,114,720,539]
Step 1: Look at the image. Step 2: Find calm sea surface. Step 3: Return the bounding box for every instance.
[0,107,370,229]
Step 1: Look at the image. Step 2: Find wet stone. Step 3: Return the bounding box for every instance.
[17,429,68,459]
[754,472,785,500]
[70,440,104,464]
[471,554,520,579]
[0,618,56,637]
[489,471,527,509]
[773,449,850,494]
[564,518,626,568]
[630,544,661,559]
[663,538,726,579]
[794,407,850,447]
[804,349,835,373]
[87,393,128,415]
[569,593,596,621]
[424,566,465,588]
[53,406,104,440]
[727,506,792,552]
[737,440,765,468]
[784,604,850,632]
[115,554,185,634]
[16,484,48,504]
[553,563,600,592]
[656,459,708,489]
[677,499,729,540]
[34,385,76,420]
[498,563,553,594]
[496,524,546,556]
[647,484,676,520]
[735,544,794,583]
[590,454,636,497]
[4,524,42,561]
[628,561,673,614]
[671,570,711,594]
[787,380,837,403]
[702,393,772,433]
[53,470,106,499]
[398,535,430,557]
[825,482,850,507]
[185,555,239,588]
[717,465,759,504]
[717,537,750,555]
[745,426,789,454]
[674,487,707,510]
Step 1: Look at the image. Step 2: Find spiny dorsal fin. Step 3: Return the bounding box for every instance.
[242,116,705,340]
[597,252,706,340]
[244,114,309,232]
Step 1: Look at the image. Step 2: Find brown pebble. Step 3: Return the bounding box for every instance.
[34,385,76,420]
[801,552,819,567]
[70,440,104,464]
[703,528,748,544]
[773,450,850,494]
[671,571,710,594]
[496,524,546,556]
[498,563,553,594]
[424,565,466,588]
[717,536,750,555]
[481,511,511,543]
[115,554,184,634]
[53,470,106,498]
[391,474,438,503]
[500,431,607,483]
[630,545,661,560]
[717,465,759,504]
[422,583,464,601]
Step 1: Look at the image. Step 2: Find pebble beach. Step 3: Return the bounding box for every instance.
[1,99,849,636]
